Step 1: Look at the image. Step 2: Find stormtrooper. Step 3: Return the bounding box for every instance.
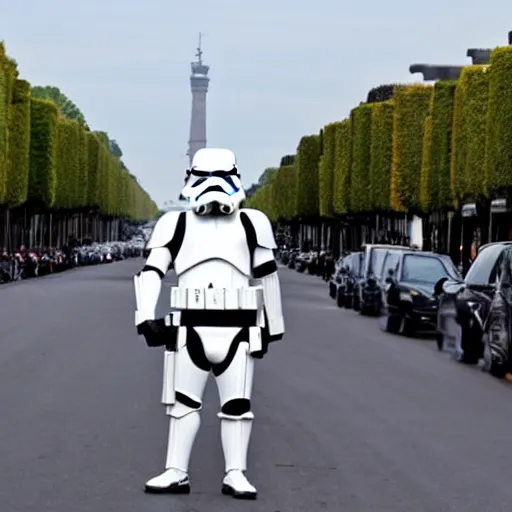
[133,148,285,500]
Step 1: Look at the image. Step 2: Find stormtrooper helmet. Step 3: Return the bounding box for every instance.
[181,148,246,215]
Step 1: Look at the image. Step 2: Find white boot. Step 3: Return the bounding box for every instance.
[144,410,200,494]
[219,414,257,499]
[145,468,189,494]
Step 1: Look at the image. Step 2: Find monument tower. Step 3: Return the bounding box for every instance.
[187,33,209,166]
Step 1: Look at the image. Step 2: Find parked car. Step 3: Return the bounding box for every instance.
[336,251,364,309]
[484,249,512,378]
[380,249,461,335]
[436,241,512,364]
[335,253,354,308]
[328,255,347,299]
[357,244,409,315]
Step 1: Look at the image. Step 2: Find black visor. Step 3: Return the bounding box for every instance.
[190,166,239,178]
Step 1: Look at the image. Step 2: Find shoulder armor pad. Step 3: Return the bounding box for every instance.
[240,208,277,249]
[146,211,183,250]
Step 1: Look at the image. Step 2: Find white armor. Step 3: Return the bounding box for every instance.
[133,148,285,500]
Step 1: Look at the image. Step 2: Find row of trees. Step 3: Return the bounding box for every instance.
[246,46,512,228]
[0,41,158,248]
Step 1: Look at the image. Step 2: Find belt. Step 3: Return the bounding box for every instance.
[179,310,258,327]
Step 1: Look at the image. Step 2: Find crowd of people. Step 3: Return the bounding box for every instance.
[0,238,145,285]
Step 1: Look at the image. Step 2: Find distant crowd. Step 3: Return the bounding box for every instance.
[0,238,144,285]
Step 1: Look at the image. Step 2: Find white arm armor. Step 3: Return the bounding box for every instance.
[134,211,183,325]
[242,208,285,339]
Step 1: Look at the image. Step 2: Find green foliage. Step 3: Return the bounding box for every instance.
[487,47,512,193]
[86,131,100,209]
[0,42,158,220]
[109,139,122,157]
[31,86,86,124]
[318,123,336,217]
[28,98,58,208]
[332,120,351,215]
[257,167,278,187]
[390,84,432,212]
[280,154,295,166]
[350,104,373,212]
[245,183,277,221]
[0,43,13,203]
[366,84,400,104]
[419,115,432,211]
[274,164,297,221]
[55,118,79,209]
[6,79,31,206]
[369,100,394,212]
[76,122,88,207]
[295,134,320,218]
[427,81,456,211]
[450,66,489,202]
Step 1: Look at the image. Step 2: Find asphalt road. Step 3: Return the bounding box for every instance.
[3,260,512,511]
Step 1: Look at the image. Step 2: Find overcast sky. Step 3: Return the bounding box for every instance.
[1,1,510,207]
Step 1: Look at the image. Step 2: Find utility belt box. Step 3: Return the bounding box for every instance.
[170,286,263,311]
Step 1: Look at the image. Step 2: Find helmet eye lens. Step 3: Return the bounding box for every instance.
[190,167,238,178]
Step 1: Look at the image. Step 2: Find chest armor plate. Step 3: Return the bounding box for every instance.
[173,211,252,277]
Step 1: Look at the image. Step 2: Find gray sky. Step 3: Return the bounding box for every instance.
[1,1,510,208]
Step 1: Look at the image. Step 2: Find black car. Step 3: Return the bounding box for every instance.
[482,246,512,378]
[357,244,409,316]
[381,250,461,335]
[436,241,512,364]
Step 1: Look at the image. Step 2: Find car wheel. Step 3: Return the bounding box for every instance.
[402,317,417,337]
[489,359,508,379]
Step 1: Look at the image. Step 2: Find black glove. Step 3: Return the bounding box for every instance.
[137,318,177,349]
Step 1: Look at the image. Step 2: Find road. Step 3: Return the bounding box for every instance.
[2,260,512,511]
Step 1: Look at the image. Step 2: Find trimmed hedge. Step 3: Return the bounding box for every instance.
[296,134,320,218]
[280,154,295,167]
[28,98,58,208]
[252,47,512,224]
[6,79,30,206]
[0,43,13,203]
[332,120,351,215]
[367,84,400,104]
[55,118,80,209]
[273,164,297,221]
[427,81,456,211]
[390,84,432,212]
[450,66,489,203]
[350,104,373,212]
[419,115,432,211]
[369,100,394,212]
[76,121,88,207]
[318,123,336,217]
[245,183,277,222]
[0,41,158,221]
[487,47,512,193]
